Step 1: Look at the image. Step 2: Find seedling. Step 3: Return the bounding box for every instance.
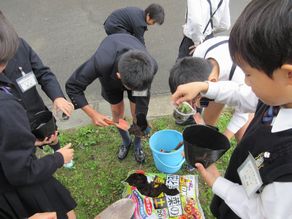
[173,102,196,122]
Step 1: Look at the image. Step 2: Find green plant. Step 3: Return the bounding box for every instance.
[177,102,193,114]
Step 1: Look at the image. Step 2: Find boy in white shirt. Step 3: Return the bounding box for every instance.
[178,0,230,59]
[172,0,292,218]
[170,36,253,141]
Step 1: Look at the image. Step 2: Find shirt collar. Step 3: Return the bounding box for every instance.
[271,107,292,133]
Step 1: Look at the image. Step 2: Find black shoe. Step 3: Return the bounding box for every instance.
[175,115,196,126]
[134,148,145,163]
[118,142,131,160]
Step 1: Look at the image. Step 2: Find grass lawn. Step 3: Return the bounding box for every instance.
[45,111,236,218]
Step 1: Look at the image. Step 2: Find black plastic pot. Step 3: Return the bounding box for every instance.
[30,110,56,140]
[183,125,230,168]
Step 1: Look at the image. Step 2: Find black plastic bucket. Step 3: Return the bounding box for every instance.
[30,110,56,140]
[183,125,230,168]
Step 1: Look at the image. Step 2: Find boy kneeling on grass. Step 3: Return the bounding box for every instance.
[172,0,292,218]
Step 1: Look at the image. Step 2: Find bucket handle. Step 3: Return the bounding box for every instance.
[153,154,185,169]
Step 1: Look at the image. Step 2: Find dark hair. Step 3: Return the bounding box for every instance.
[0,11,19,65]
[118,50,154,91]
[229,0,292,77]
[145,3,165,25]
[169,57,212,93]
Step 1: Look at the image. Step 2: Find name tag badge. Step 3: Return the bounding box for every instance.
[237,152,263,197]
[132,89,148,97]
[16,71,37,92]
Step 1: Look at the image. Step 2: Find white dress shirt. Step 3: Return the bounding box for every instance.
[203,81,258,113]
[204,80,292,219]
[194,36,249,134]
[183,0,230,46]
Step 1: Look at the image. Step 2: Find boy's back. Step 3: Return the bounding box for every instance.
[104,7,146,44]
[194,36,244,83]
[104,7,145,33]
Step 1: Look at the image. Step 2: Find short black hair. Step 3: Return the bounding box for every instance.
[118,50,154,91]
[169,57,212,93]
[229,0,292,77]
[145,3,165,25]
[0,11,19,65]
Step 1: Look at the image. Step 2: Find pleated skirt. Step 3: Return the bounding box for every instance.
[0,177,76,219]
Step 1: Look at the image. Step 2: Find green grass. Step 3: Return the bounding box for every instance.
[47,112,236,219]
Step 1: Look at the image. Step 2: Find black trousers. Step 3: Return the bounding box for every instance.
[177,33,214,60]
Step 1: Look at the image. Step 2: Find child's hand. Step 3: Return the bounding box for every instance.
[29,212,57,219]
[90,111,110,127]
[57,143,74,164]
[195,163,220,187]
[171,82,209,105]
[53,97,74,117]
[82,105,110,127]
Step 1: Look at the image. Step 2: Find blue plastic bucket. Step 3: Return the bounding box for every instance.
[149,130,185,174]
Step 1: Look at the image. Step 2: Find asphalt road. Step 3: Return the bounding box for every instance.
[1,0,250,105]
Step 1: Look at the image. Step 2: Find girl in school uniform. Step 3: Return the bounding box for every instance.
[0,11,76,219]
[3,36,74,151]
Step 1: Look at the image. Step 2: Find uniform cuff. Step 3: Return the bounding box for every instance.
[69,95,88,109]
[54,152,64,168]
[50,92,66,102]
[212,176,235,200]
[227,121,242,134]
[202,81,218,99]
[227,113,249,134]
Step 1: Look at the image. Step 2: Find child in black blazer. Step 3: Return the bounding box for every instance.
[0,10,76,219]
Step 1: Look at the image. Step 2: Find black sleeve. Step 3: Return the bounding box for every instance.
[135,94,150,116]
[133,27,146,45]
[0,96,64,186]
[65,54,101,109]
[132,9,147,45]
[22,39,65,101]
[135,56,158,116]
